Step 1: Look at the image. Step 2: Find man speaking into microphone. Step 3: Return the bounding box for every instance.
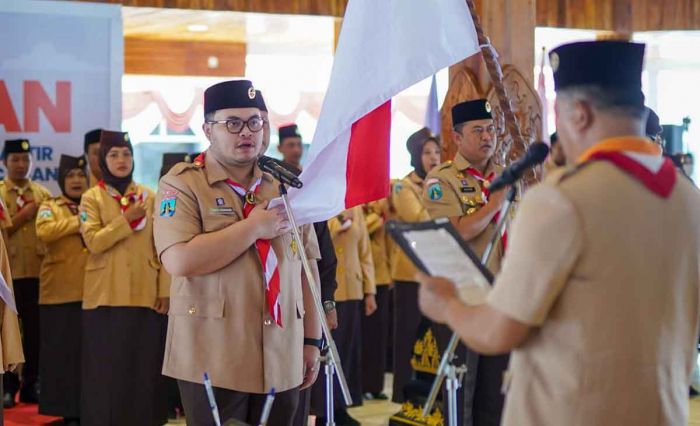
[419,41,700,426]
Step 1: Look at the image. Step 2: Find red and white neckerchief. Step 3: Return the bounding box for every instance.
[464,167,508,250]
[579,137,676,198]
[226,176,283,327]
[97,180,147,231]
[65,200,79,216]
[15,186,33,210]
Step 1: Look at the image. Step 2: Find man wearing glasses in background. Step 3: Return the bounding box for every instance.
[421,99,510,426]
[154,80,322,426]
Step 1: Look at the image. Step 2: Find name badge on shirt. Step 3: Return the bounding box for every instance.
[209,207,237,217]
[461,186,476,193]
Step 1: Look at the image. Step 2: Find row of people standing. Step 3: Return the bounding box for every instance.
[0,130,170,426]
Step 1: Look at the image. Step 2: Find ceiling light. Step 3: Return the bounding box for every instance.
[187,24,209,33]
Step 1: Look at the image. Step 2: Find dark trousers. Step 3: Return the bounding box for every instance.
[434,323,508,426]
[391,281,422,403]
[81,307,168,426]
[311,300,362,415]
[291,387,311,426]
[361,285,390,394]
[178,380,300,426]
[4,278,40,396]
[39,302,82,418]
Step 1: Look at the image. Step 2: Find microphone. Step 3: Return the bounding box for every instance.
[488,142,550,192]
[257,156,303,188]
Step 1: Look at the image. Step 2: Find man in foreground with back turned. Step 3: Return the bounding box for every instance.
[154,80,322,426]
[418,40,700,426]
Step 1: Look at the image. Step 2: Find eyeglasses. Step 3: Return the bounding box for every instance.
[206,116,264,134]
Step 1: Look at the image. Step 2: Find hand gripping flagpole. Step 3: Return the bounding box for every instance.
[277,183,352,426]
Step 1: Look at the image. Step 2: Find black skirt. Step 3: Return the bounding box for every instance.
[81,306,168,426]
[39,302,82,418]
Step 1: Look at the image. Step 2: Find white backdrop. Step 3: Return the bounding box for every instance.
[0,0,122,194]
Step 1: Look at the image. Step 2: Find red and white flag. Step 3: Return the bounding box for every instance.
[277,0,481,225]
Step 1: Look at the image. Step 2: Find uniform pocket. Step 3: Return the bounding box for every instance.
[85,254,107,271]
[170,295,225,318]
[203,213,239,233]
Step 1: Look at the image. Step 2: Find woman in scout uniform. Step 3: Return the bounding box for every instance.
[0,138,52,406]
[79,130,169,426]
[389,127,441,403]
[36,154,89,425]
[312,206,376,426]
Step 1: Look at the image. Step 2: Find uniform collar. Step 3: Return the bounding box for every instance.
[204,151,264,187]
[3,178,30,193]
[453,153,498,175]
[578,136,662,163]
[57,195,80,206]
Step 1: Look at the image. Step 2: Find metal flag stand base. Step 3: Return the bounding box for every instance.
[422,186,517,426]
[278,183,352,426]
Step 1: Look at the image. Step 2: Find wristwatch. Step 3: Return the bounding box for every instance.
[304,337,324,350]
[323,300,336,313]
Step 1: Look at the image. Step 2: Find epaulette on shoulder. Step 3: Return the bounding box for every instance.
[168,161,200,177]
[552,162,594,185]
[438,160,453,171]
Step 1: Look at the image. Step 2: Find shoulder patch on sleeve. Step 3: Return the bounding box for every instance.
[427,182,443,200]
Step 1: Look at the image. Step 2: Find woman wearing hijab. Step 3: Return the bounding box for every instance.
[79,130,169,426]
[36,155,89,425]
[389,128,441,403]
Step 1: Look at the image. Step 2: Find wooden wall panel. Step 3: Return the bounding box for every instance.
[76,0,347,17]
[536,0,700,31]
[125,37,246,76]
[74,0,700,31]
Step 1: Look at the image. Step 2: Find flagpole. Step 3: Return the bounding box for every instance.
[464,0,527,156]
[423,2,528,421]
[277,183,353,421]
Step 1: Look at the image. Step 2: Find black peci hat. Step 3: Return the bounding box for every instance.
[3,139,31,158]
[278,124,301,142]
[451,99,493,126]
[549,41,645,107]
[84,128,103,153]
[204,80,259,117]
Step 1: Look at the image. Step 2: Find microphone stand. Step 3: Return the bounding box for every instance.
[277,182,352,426]
[422,185,518,425]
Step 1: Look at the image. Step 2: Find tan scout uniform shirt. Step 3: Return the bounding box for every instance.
[153,153,321,394]
[364,199,391,286]
[0,179,52,279]
[422,154,504,272]
[0,198,12,229]
[0,236,24,371]
[488,163,700,426]
[390,172,430,282]
[329,206,376,302]
[79,182,168,310]
[36,196,88,304]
